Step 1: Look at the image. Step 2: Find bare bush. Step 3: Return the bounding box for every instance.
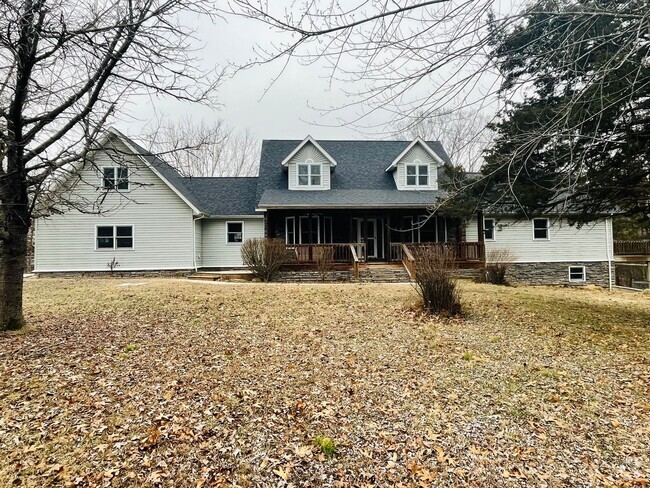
[241,238,289,282]
[412,246,461,316]
[484,249,516,285]
[314,246,334,281]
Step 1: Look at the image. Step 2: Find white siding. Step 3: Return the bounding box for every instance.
[393,144,440,190]
[465,216,612,262]
[201,218,265,268]
[34,139,195,272]
[286,141,332,191]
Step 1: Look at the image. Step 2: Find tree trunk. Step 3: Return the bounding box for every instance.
[0,224,28,330]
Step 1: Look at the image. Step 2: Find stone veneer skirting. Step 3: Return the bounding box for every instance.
[278,270,353,282]
[506,261,610,287]
[36,270,192,278]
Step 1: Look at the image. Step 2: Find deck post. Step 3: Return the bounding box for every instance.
[386,213,392,261]
[308,212,313,261]
[363,216,368,260]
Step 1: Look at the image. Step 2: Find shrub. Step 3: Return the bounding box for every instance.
[484,249,516,285]
[314,246,334,281]
[412,245,461,316]
[240,238,290,282]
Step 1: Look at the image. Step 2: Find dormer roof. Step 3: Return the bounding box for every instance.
[279,135,338,167]
[385,137,447,172]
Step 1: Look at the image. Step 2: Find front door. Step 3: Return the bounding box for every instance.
[355,218,383,260]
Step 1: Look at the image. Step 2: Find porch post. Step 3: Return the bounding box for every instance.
[308,211,313,261]
[363,215,368,260]
[386,213,392,261]
[477,210,486,264]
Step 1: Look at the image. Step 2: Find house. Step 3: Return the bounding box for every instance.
[33,128,614,286]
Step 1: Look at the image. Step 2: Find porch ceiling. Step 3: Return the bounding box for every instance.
[258,189,446,209]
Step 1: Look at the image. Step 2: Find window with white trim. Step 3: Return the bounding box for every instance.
[96,225,133,249]
[297,162,321,186]
[102,167,129,190]
[484,218,495,240]
[533,218,549,240]
[569,266,586,282]
[406,162,429,186]
[285,217,296,245]
[226,222,243,244]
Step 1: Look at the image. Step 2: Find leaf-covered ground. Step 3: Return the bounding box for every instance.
[1,279,649,487]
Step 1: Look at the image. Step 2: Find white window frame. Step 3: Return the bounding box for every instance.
[299,215,320,244]
[405,161,430,187]
[532,218,550,240]
[95,225,134,251]
[296,160,322,187]
[568,266,586,283]
[226,221,244,245]
[101,166,130,190]
[484,218,495,241]
[285,217,296,245]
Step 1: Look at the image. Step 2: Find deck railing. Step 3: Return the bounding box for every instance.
[614,240,650,255]
[389,242,485,263]
[287,243,366,263]
[401,244,416,280]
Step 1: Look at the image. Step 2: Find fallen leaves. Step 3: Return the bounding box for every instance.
[0,278,648,486]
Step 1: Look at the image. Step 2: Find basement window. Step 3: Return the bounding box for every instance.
[569,266,586,283]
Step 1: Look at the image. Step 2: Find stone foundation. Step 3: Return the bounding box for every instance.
[506,262,610,287]
[36,270,192,279]
[278,270,353,282]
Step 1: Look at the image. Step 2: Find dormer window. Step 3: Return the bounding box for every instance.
[297,160,321,187]
[406,161,429,187]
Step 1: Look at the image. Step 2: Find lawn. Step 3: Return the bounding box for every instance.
[1,279,649,487]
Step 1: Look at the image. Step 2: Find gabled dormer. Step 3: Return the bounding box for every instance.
[282,136,337,191]
[385,137,445,191]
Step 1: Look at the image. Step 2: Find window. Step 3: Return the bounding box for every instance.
[285,217,296,245]
[226,222,243,243]
[533,218,549,240]
[96,225,133,250]
[297,162,321,186]
[569,266,586,282]
[102,167,129,190]
[406,162,429,186]
[299,215,320,244]
[484,218,495,240]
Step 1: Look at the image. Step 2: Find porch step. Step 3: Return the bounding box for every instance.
[359,266,411,283]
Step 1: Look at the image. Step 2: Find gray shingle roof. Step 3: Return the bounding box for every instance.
[183,177,259,215]
[258,189,445,208]
[256,140,452,206]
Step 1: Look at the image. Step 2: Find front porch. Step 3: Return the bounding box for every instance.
[265,209,486,276]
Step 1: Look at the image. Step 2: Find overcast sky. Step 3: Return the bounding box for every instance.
[121,10,376,142]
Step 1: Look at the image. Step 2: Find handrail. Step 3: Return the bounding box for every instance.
[614,240,650,255]
[350,244,360,280]
[401,243,416,280]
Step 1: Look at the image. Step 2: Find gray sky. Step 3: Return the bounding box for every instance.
[121,11,370,141]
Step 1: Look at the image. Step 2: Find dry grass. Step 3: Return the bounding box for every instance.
[1,279,649,487]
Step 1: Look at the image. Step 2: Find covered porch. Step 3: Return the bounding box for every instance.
[265,209,486,271]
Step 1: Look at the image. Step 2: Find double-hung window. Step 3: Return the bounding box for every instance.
[406,162,429,187]
[102,167,129,190]
[226,222,243,244]
[297,162,321,187]
[96,225,133,249]
[484,218,495,240]
[533,218,549,240]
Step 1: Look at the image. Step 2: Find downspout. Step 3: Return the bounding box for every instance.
[192,214,207,272]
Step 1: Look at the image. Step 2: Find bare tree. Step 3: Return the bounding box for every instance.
[147,118,259,177]
[396,109,494,172]
[0,0,220,330]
